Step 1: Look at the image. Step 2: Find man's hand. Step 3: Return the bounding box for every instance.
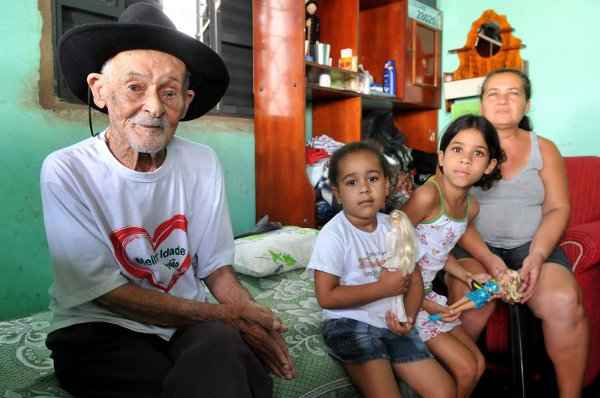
[519,252,544,303]
[385,311,413,335]
[204,266,294,378]
[378,269,411,298]
[230,301,287,333]
[235,319,296,380]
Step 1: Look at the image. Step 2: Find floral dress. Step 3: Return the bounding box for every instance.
[414,179,469,342]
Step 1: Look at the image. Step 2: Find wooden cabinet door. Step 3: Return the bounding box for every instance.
[403,19,441,108]
[413,21,438,87]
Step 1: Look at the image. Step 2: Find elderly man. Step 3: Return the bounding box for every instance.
[40,3,294,398]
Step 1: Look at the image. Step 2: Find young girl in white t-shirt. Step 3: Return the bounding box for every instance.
[308,141,455,398]
[401,114,505,397]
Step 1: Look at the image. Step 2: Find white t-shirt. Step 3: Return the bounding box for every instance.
[40,131,234,340]
[308,211,400,329]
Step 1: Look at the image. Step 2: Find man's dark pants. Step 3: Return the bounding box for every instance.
[46,321,272,398]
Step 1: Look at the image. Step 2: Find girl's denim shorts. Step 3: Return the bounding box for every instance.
[321,317,432,364]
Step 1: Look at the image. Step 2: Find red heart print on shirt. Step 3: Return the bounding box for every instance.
[110,214,191,292]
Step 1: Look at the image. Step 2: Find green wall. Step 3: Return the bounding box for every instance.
[5,0,599,320]
[0,2,255,320]
[438,0,600,156]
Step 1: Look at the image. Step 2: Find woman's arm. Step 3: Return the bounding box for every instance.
[519,138,570,301]
[532,138,570,259]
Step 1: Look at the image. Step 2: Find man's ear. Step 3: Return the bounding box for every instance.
[86,73,107,109]
[180,89,195,120]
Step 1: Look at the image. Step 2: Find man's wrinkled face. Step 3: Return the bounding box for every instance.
[92,49,194,154]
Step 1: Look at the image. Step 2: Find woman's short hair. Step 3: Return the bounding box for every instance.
[480,68,533,131]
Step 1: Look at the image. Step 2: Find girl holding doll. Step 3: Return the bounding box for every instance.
[401,114,505,397]
[308,141,454,398]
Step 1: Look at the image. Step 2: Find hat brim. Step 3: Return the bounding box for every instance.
[59,24,229,121]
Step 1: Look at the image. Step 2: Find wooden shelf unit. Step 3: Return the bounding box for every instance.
[253,0,442,227]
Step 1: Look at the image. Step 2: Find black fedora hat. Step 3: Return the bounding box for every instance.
[58,2,229,121]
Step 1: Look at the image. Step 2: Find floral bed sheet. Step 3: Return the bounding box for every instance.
[0,270,359,398]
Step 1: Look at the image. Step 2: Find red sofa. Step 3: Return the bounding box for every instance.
[484,156,600,388]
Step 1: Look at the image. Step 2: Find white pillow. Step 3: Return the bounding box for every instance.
[233,226,318,277]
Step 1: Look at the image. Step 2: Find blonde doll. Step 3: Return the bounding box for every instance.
[382,209,418,322]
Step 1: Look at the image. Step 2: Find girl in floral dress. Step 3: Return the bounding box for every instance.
[401,114,504,397]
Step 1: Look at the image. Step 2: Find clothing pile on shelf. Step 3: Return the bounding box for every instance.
[306,116,439,226]
[362,110,437,212]
[306,134,344,226]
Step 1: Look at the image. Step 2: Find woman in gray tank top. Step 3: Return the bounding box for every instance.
[446,68,589,397]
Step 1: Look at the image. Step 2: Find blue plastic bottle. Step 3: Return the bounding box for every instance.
[383,60,396,96]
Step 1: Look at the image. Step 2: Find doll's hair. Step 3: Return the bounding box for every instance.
[387,210,418,273]
[439,114,505,191]
[328,141,391,187]
[480,67,533,131]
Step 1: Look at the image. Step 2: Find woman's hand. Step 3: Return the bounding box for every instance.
[519,252,544,303]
